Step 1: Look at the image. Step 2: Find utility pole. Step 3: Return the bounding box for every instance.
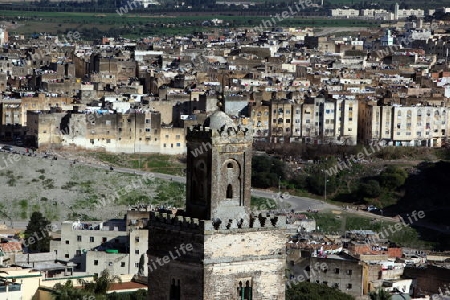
[278,176,281,195]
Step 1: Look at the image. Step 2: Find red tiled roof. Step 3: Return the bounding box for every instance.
[108,282,147,292]
[0,242,22,253]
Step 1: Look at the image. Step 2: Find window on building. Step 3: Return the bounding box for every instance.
[175,135,180,139]
[65,240,70,244]
[347,270,352,275]
[176,143,181,147]
[145,119,150,123]
[77,236,81,242]
[90,139,94,144]
[347,283,352,289]
[334,283,339,288]
[237,280,252,300]
[65,254,69,258]
[135,250,140,254]
[170,279,181,300]
[226,184,233,199]
[102,237,107,243]
[163,143,166,147]
[135,263,139,268]
[106,139,111,143]
[335,268,340,274]
[90,237,94,243]
[75,250,81,256]
[94,260,98,266]
[323,281,328,285]
[135,237,140,242]
[121,262,126,267]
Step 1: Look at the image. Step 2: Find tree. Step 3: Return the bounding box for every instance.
[286,281,354,300]
[52,280,94,300]
[379,166,408,190]
[138,254,145,276]
[24,211,52,252]
[359,180,381,198]
[369,288,392,300]
[79,269,122,294]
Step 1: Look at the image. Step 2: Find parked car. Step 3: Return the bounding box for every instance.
[1,145,12,152]
[367,205,377,212]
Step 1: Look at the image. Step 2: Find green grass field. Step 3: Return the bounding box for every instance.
[1,10,379,37]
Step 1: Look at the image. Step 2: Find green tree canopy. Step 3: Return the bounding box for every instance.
[24,211,52,252]
[369,288,392,300]
[379,166,408,190]
[359,180,382,198]
[286,281,354,300]
[52,280,95,300]
[79,269,122,294]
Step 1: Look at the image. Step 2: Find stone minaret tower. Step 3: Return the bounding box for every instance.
[148,107,286,300]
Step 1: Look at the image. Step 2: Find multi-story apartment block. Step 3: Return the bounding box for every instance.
[270,99,293,142]
[309,256,364,298]
[27,109,186,154]
[300,97,358,145]
[359,101,450,146]
[291,103,302,141]
[251,103,270,141]
[50,208,149,277]
[0,93,75,140]
[331,9,360,17]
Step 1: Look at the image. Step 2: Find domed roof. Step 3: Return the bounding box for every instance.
[204,110,235,130]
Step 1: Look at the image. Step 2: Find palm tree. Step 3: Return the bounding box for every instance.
[369,288,392,300]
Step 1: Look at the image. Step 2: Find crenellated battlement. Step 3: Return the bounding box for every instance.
[149,212,286,233]
[187,124,253,142]
[149,212,203,232]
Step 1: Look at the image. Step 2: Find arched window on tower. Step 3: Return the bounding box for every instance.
[226,184,233,199]
[227,162,233,169]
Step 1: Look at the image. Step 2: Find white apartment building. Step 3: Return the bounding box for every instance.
[50,209,149,277]
[359,102,450,147]
[331,9,360,18]
[299,97,358,145]
[360,9,389,17]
